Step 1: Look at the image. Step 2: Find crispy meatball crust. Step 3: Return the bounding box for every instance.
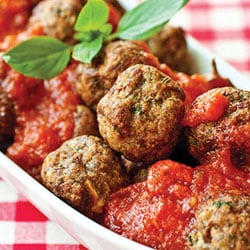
[76,40,157,109]
[73,105,99,137]
[188,194,250,250]
[28,0,84,42]
[0,86,15,148]
[97,64,185,163]
[147,25,190,73]
[184,87,250,167]
[41,135,129,219]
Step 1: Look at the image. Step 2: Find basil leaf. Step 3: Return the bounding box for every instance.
[99,23,112,36]
[74,0,109,32]
[72,35,103,64]
[115,0,190,40]
[2,36,71,79]
[74,32,94,42]
[74,24,112,42]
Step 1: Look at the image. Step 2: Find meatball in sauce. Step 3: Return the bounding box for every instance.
[103,159,250,250]
[97,64,185,163]
[41,135,129,220]
[183,87,250,169]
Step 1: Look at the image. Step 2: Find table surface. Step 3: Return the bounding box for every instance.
[1,0,250,249]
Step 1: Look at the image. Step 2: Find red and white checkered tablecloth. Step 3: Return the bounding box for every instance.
[0,0,249,249]
[172,0,250,80]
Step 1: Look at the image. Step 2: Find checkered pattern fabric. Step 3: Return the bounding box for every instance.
[0,0,249,249]
[0,178,86,250]
[171,0,250,80]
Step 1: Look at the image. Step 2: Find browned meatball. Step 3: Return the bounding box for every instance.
[28,0,84,42]
[97,64,185,163]
[75,40,159,109]
[41,135,129,219]
[0,86,15,150]
[75,63,103,110]
[183,87,250,168]
[147,25,191,73]
[73,105,99,137]
[188,194,250,250]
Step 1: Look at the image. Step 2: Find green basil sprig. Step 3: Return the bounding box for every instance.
[2,0,189,79]
[2,37,71,79]
[109,0,189,40]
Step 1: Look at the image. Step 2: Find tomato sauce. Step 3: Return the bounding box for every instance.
[2,62,81,176]
[176,72,231,107]
[107,4,121,32]
[0,0,37,41]
[182,91,229,127]
[103,158,250,250]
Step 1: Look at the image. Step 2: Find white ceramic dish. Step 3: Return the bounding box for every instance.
[0,36,249,250]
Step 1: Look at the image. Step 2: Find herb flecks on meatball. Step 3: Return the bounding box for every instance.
[188,194,250,250]
[41,135,129,219]
[183,87,250,168]
[28,0,84,42]
[97,64,185,163]
[75,40,160,110]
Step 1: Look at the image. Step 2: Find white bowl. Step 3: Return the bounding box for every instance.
[0,29,249,250]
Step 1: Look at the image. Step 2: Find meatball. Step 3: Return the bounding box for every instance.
[28,0,84,42]
[41,135,129,219]
[73,105,99,137]
[0,86,15,150]
[97,64,185,163]
[75,63,104,110]
[188,194,250,250]
[147,25,190,73]
[183,87,250,167]
[75,40,160,109]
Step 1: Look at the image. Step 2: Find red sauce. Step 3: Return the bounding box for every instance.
[103,159,250,250]
[176,72,231,107]
[2,62,81,175]
[107,4,121,32]
[182,92,229,127]
[0,0,36,41]
[0,24,44,51]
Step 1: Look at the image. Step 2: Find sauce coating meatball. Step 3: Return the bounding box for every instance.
[183,87,250,168]
[0,86,15,150]
[41,135,129,219]
[97,64,185,163]
[188,194,250,250]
